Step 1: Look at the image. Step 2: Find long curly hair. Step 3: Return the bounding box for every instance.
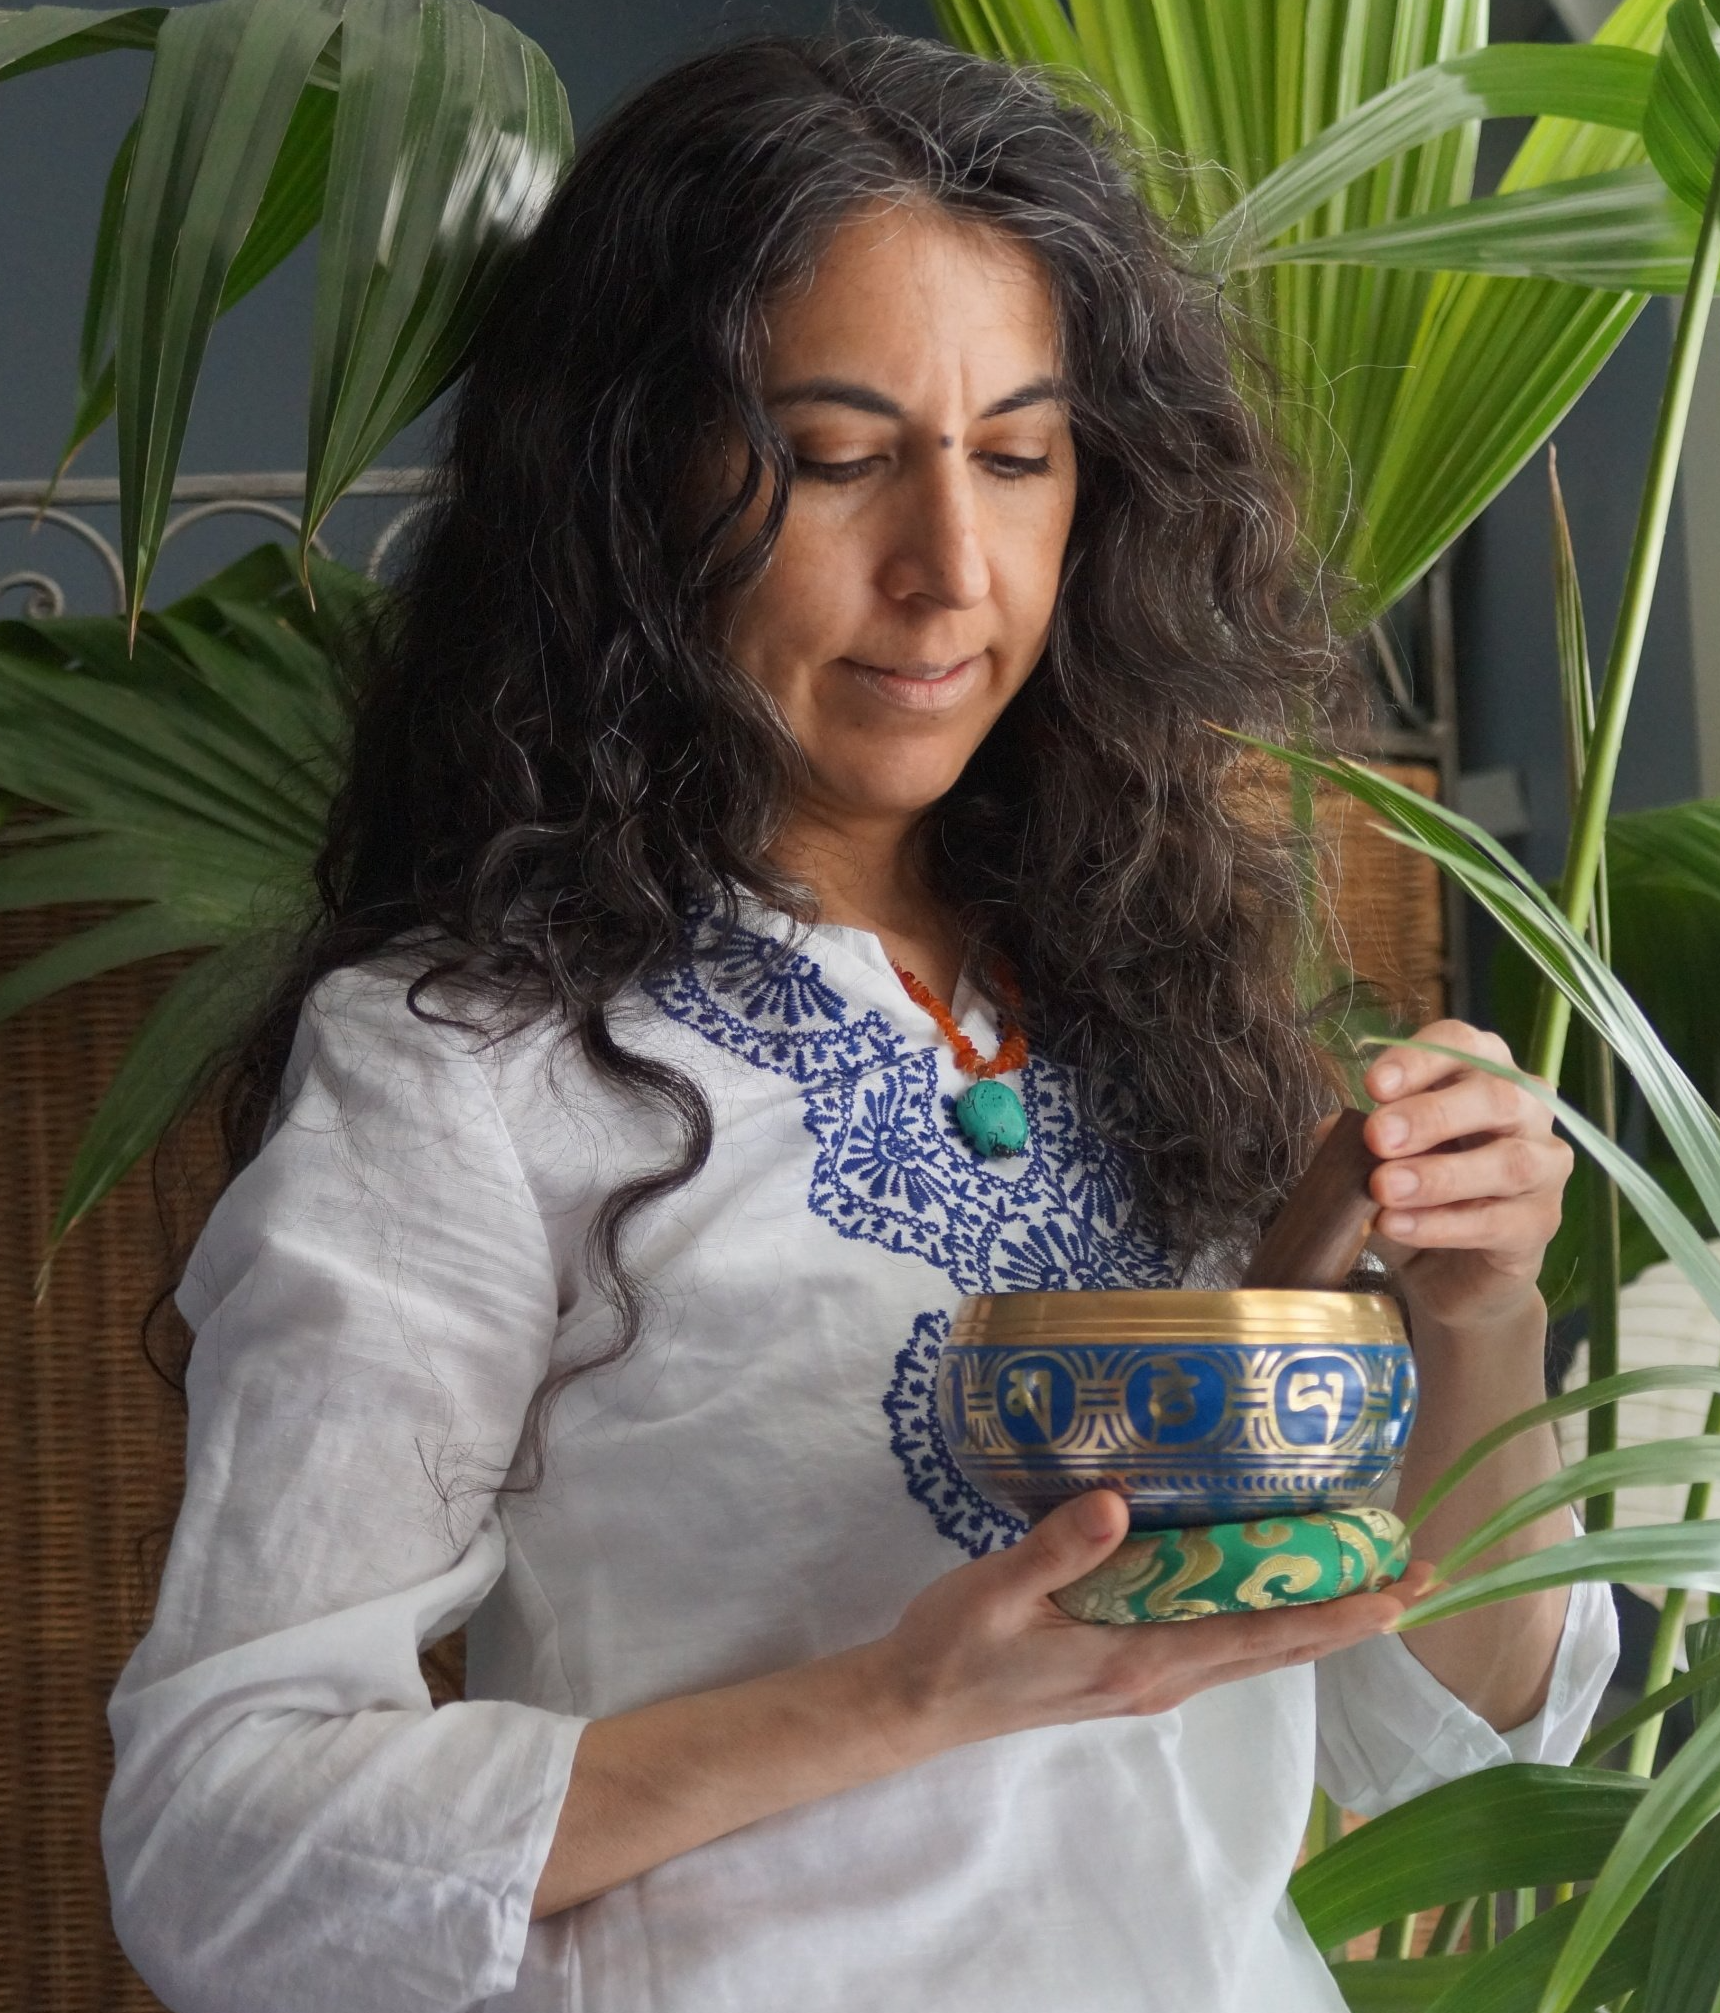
[156,29,1366,1505]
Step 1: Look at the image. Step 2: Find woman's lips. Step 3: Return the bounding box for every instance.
[837,653,982,712]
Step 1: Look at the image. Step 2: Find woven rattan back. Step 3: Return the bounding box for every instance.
[1,900,466,2010]
[1320,763,1448,1030]
[4,773,1441,2008]
[4,907,191,2012]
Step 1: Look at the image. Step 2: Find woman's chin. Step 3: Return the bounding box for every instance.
[805,764,970,826]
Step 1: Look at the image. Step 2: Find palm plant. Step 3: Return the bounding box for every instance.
[0,0,571,1265]
[932,0,1703,622]
[1,0,571,632]
[0,538,363,1288]
[7,1,1720,1997]
[1494,790,1720,1321]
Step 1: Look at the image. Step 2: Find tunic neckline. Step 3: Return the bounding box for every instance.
[725,890,994,1048]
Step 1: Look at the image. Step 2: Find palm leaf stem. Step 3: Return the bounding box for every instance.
[1533,139,1720,1088]
[1581,1014,1622,1536]
[1575,1645,1720,1765]
[1309,1782,1342,1855]
[1628,1584,1693,1778]
[1304,1783,1349,1962]
[1626,1393,1720,1777]
[1546,442,1623,1533]
[1428,1896,1475,1953]
[1374,1912,1414,1958]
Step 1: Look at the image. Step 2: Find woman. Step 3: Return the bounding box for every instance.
[103,31,1616,2013]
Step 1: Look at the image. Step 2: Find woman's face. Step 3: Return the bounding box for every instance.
[716,201,1079,833]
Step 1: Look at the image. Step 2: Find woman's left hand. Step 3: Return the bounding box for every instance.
[1343,1019,1574,1343]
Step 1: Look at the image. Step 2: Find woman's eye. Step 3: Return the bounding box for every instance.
[793,456,884,484]
[792,451,1053,484]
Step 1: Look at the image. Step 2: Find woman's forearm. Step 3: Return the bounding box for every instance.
[530,1639,919,1918]
[1391,1292,1573,1731]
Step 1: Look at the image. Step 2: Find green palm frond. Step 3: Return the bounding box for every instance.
[1,0,571,631]
[1489,795,1720,1313]
[934,0,1708,617]
[1221,737,1720,2005]
[1290,1765,1648,1951]
[0,541,365,1265]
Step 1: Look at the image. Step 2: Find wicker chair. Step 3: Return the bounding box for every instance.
[2,768,1445,2009]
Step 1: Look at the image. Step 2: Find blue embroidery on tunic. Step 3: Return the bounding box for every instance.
[645,909,1177,1558]
[882,1311,1026,1556]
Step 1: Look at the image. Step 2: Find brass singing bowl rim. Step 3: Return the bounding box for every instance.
[951,1289,1407,1346]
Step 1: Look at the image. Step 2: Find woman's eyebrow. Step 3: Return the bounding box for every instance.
[982,375,1069,417]
[765,374,1068,419]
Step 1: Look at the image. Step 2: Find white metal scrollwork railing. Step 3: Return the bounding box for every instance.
[0,467,433,619]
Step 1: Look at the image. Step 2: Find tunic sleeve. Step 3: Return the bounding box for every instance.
[101,965,587,2013]
[1313,1516,1619,1817]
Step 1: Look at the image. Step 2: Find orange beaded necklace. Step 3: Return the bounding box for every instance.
[888,962,1028,1078]
[888,961,1030,1158]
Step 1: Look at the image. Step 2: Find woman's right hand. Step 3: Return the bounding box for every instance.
[864,1489,1432,1765]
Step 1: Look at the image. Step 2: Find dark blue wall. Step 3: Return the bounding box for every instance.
[1452,298,1701,1024]
[1455,302,1700,880]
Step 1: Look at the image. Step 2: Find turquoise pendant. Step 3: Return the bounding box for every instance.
[954,1080,1029,1158]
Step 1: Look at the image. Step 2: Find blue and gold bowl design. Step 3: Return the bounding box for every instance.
[937,1289,1416,1531]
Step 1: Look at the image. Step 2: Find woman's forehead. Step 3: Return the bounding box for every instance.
[759,202,1062,399]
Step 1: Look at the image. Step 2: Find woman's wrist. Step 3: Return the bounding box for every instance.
[829,1633,957,1773]
[1401,1282,1549,1365]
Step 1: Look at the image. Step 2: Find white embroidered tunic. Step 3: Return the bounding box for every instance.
[103,901,1619,2013]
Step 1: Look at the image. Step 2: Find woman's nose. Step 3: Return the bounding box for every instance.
[878,459,991,609]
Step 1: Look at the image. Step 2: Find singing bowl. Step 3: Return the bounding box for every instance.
[937,1289,1417,1532]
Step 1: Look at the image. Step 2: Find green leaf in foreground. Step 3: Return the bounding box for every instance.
[1538,1707,1720,2013]
[1431,1438,1720,1580]
[1643,0,1720,213]
[1400,1522,1720,1631]
[1249,163,1706,291]
[0,903,218,1027]
[300,0,573,576]
[1399,1364,1720,1535]
[1290,1765,1644,1951]
[114,0,345,631]
[1638,1809,1720,2012]
[1212,42,1655,262]
[1327,1955,1473,2010]
[0,6,164,80]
